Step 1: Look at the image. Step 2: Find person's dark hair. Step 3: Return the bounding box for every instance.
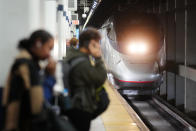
[18,29,53,50]
[79,27,101,48]
[70,37,78,47]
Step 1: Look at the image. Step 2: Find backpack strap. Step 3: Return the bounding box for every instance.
[69,57,87,69]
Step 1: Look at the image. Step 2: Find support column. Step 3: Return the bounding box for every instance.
[57,1,64,60]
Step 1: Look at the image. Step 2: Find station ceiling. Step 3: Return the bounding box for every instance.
[85,0,164,28]
[77,0,94,26]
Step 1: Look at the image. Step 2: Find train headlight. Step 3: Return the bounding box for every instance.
[127,41,148,54]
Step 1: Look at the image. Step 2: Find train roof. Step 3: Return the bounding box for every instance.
[85,0,164,28]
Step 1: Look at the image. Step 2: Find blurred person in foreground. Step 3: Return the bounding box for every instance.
[63,27,107,131]
[2,30,54,131]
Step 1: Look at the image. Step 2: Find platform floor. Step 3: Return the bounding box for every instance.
[90,82,141,131]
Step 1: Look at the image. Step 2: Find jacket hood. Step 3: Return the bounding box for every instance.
[65,48,89,61]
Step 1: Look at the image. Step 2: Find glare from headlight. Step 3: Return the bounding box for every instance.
[128,41,148,54]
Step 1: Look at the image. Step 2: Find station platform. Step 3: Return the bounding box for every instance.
[90,82,148,131]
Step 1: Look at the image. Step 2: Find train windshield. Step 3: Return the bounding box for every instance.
[109,12,162,55]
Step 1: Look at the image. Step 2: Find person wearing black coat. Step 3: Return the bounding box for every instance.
[64,28,107,131]
[2,30,54,131]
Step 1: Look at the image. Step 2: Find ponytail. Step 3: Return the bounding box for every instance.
[18,38,31,50]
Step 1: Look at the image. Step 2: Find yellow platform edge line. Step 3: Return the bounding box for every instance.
[101,81,149,131]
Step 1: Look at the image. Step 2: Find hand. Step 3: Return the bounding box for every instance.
[45,57,56,76]
[88,40,101,58]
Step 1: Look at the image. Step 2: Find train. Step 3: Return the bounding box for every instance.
[99,11,165,95]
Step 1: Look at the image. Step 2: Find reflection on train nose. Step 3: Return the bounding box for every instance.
[127,41,148,54]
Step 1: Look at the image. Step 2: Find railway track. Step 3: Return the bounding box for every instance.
[121,94,196,131]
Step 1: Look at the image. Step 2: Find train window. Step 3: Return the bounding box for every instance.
[112,11,162,54]
[106,22,118,50]
[107,23,116,41]
[114,12,161,41]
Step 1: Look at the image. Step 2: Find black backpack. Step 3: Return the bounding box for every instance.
[57,57,88,111]
[92,85,110,119]
[62,57,87,97]
[59,57,110,119]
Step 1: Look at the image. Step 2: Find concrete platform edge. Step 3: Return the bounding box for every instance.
[108,82,150,131]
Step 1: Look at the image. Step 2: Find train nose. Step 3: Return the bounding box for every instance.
[111,61,161,87]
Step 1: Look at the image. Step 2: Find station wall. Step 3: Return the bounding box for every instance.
[0,0,74,86]
[157,0,196,115]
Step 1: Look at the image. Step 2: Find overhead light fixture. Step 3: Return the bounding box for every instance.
[82,0,87,19]
[82,13,87,18]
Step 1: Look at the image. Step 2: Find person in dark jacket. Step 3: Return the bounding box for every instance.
[64,27,107,131]
[66,37,79,59]
[43,58,56,103]
[69,37,78,49]
[2,30,54,131]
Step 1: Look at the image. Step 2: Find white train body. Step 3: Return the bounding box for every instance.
[99,16,165,92]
